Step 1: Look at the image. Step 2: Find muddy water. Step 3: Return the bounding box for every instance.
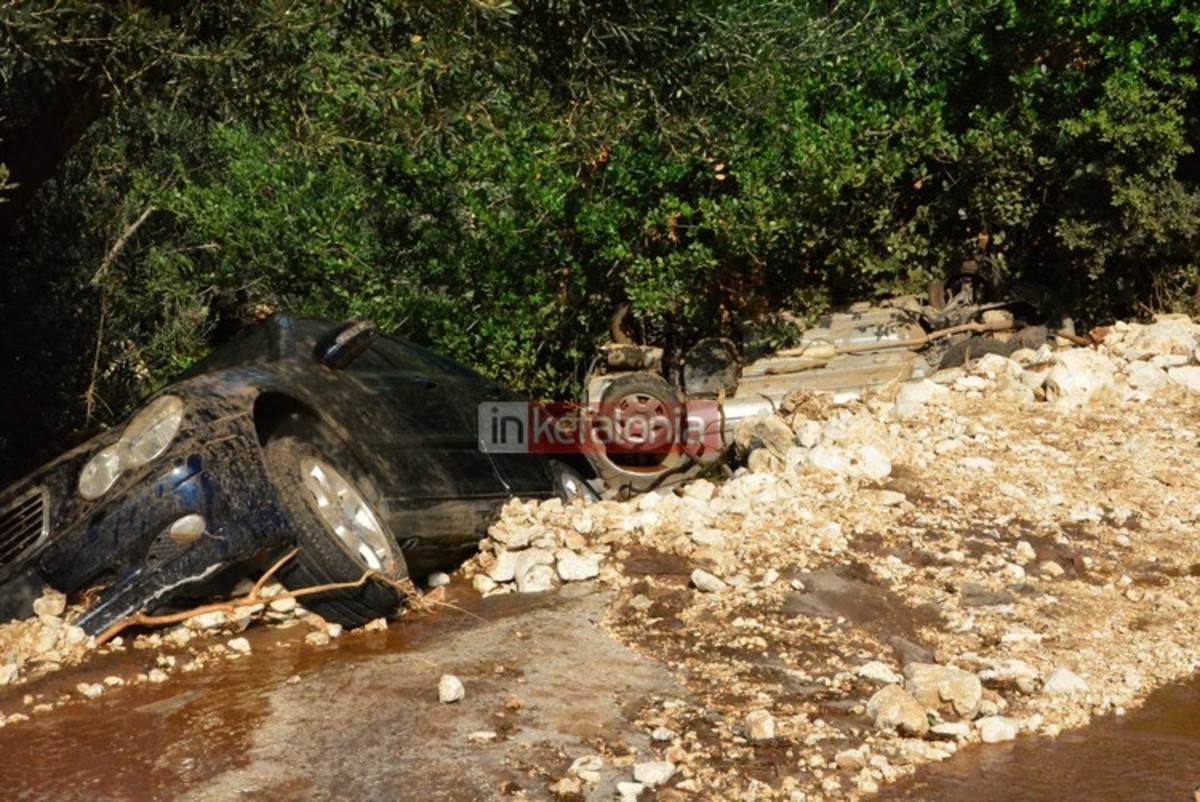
[0,587,679,801]
[882,674,1200,801]
[0,591,546,800]
[0,621,416,800]
[3,587,1199,801]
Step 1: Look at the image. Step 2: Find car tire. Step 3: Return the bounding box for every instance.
[265,434,408,627]
[585,372,699,494]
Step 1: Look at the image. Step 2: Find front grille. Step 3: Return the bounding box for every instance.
[0,487,49,567]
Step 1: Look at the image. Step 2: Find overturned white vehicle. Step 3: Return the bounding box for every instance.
[583,264,1062,493]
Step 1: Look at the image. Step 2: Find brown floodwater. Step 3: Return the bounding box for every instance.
[881,673,1200,801]
[0,588,555,801]
[2,589,1198,801]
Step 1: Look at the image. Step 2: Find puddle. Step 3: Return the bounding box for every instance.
[880,673,1200,801]
[0,586,555,800]
[0,627,301,800]
[0,585,678,801]
[784,565,943,664]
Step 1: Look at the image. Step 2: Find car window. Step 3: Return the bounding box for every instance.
[401,340,486,381]
[371,337,443,373]
[179,324,274,378]
[291,320,484,381]
[370,336,490,382]
[344,335,487,382]
[345,343,393,373]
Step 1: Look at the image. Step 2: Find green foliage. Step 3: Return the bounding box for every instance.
[3,0,1200,480]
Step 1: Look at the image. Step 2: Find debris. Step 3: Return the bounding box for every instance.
[734,412,797,460]
[616,782,645,802]
[1167,365,1200,393]
[1043,349,1117,409]
[1042,668,1089,696]
[32,592,67,619]
[438,674,465,704]
[904,663,982,719]
[743,709,777,741]
[569,755,604,784]
[1039,561,1066,578]
[976,716,1020,743]
[858,661,903,686]
[226,637,251,655]
[690,569,727,594]
[633,761,675,787]
[5,311,1200,802]
[555,552,600,582]
[867,685,929,737]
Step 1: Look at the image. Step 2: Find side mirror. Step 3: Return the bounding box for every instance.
[315,319,379,370]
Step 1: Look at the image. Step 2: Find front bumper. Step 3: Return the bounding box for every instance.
[0,409,292,635]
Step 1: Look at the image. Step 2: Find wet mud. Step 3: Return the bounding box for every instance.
[881,673,1200,801]
[0,585,684,801]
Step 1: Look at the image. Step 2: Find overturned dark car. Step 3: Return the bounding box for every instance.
[0,316,589,635]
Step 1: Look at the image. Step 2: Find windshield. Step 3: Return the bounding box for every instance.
[178,323,276,379]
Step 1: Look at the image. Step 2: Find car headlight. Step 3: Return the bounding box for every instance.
[119,395,185,469]
[78,444,122,501]
[78,395,185,500]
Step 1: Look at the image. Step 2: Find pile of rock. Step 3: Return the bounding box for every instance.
[861,659,1088,744]
[0,589,91,689]
[720,315,1200,487]
[467,498,606,595]
[0,581,321,698]
[444,313,1200,799]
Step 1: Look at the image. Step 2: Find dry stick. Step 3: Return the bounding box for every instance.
[1055,330,1094,347]
[83,291,109,425]
[91,206,156,286]
[251,547,302,599]
[94,549,414,646]
[83,206,157,424]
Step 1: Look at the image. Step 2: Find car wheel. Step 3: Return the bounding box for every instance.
[586,372,699,493]
[265,435,408,627]
[549,460,600,503]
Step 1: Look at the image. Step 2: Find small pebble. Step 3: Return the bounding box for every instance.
[438,674,465,704]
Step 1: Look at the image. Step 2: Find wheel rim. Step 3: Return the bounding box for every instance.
[553,464,596,503]
[299,457,393,572]
[609,391,674,468]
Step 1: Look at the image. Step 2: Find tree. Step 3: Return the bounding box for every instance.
[1,0,1198,484]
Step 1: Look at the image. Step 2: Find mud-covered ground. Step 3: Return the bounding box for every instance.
[2,315,1200,800]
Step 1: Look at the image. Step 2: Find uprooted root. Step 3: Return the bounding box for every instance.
[94,548,421,646]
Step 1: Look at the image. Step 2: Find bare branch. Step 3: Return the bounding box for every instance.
[94,549,417,646]
[91,205,156,286]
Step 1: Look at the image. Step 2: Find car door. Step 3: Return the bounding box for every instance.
[393,340,555,497]
[340,339,494,567]
[360,337,507,559]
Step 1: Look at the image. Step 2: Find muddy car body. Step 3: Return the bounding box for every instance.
[585,267,1058,492]
[0,316,577,634]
